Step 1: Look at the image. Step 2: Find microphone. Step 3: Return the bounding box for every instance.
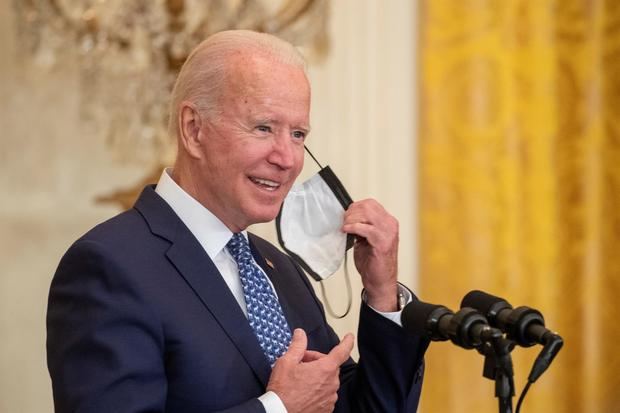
[461,290,563,382]
[461,290,560,347]
[401,299,502,349]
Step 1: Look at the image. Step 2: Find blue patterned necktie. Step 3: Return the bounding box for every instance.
[226,233,292,365]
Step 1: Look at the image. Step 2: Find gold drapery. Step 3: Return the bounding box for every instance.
[418,1,620,412]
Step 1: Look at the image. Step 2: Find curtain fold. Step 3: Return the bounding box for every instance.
[418,1,620,412]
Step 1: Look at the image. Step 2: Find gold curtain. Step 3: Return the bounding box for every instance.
[418,1,620,412]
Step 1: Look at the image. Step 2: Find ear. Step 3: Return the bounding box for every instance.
[178,102,204,159]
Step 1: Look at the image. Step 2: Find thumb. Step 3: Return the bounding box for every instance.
[284,328,307,363]
[326,333,355,365]
[302,350,327,363]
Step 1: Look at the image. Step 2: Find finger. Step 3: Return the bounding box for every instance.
[343,208,374,226]
[343,210,394,237]
[344,199,384,222]
[325,333,355,366]
[284,328,308,363]
[344,203,394,225]
[341,222,381,245]
[347,198,381,212]
[344,213,398,246]
[302,350,326,362]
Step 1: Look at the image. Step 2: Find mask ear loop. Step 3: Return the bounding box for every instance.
[318,252,353,319]
[304,145,324,169]
[304,145,353,319]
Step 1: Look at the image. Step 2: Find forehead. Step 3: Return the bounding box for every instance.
[221,53,310,108]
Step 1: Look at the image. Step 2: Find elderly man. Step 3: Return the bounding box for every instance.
[47,30,428,413]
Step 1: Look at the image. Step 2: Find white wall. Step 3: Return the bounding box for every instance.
[0,1,417,411]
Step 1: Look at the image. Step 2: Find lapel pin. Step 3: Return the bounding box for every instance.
[265,258,275,269]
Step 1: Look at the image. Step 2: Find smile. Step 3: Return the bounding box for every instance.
[249,176,281,191]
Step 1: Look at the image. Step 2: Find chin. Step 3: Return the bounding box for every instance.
[245,206,281,226]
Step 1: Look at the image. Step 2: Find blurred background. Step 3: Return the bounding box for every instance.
[0,0,618,412]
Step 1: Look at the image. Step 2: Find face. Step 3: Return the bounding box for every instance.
[191,55,310,231]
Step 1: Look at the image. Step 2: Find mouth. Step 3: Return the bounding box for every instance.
[249,176,281,192]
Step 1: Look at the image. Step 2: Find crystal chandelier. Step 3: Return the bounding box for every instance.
[14,0,329,168]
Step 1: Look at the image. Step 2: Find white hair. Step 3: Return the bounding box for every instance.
[168,30,308,137]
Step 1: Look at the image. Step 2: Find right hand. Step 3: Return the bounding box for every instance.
[267,329,354,413]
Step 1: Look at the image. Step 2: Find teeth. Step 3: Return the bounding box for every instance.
[251,177,280,189]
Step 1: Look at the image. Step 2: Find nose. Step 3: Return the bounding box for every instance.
[268,133,297,170]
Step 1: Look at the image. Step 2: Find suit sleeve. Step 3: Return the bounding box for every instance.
[338,303,429,413]
[290,258,429,413]
[47,239,266,413]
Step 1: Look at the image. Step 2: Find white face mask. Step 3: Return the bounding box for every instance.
[276,151,354,281]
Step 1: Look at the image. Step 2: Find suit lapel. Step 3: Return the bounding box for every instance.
[249,235,308,332]
[134,187,272,386]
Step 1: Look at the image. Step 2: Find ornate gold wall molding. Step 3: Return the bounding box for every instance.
[14,0,328,166]
[14,0,329,208]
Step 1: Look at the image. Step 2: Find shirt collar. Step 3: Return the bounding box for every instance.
[155,168,246,258]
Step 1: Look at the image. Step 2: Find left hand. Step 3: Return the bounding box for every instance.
[342,199,399,312]
[267,329,354,413]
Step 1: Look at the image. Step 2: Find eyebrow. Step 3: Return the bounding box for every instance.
[254,117,311,133]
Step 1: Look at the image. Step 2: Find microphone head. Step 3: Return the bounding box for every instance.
[401,300,452,341]
[461,290,512,323]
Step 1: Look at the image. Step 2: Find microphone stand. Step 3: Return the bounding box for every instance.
[477,336,516,413]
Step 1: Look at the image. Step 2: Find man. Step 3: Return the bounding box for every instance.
[47,30,428,412]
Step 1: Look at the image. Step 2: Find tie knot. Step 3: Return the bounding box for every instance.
[226,232,251,263]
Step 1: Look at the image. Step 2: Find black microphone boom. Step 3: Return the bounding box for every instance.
[404,298,518,413]
[401,299,502,349]
[461,290,564,383]
[461,290,560,347]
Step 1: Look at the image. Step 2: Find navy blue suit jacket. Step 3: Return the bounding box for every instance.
[47,186,428,412]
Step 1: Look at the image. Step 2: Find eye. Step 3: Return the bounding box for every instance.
[256,125,272,133]
[292,130,306,140]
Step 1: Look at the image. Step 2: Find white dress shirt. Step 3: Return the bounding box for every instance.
[155,168,410,412]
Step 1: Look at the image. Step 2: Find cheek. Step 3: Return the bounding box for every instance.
[294,150,305,174]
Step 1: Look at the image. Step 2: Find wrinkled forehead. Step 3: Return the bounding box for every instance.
[222,52,310,101]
